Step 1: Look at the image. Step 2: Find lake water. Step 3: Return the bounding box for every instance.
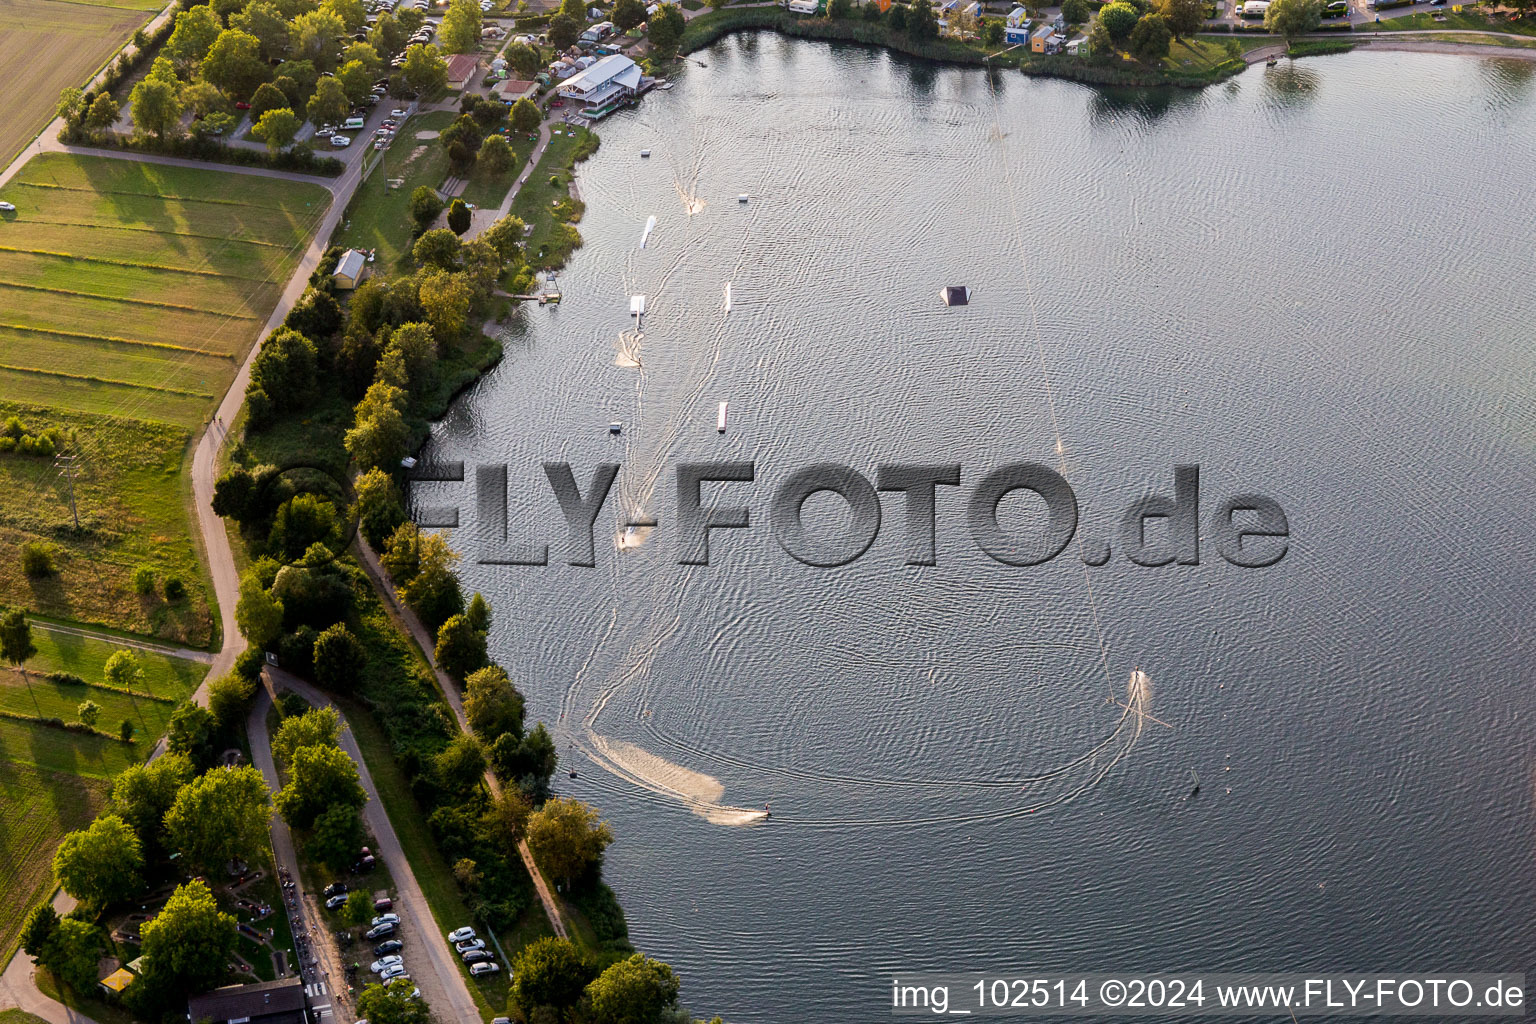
[413,39,1536,1022]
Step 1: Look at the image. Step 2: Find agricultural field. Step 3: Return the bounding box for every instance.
[0,154,331,429]
[0,0,160,170]
[0,399,214,644]
[0,626,204,959]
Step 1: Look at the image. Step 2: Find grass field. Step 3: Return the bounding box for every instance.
[334,111,456,268]
[0,761,110,958]
[457,124,545,211]
[509,125,597,271]
[0,399,215,644]
[1369,6,1536,34]
[0,155,331,429]
[0,0,155,170]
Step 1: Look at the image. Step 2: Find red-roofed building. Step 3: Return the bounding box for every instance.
[446,53,479,89]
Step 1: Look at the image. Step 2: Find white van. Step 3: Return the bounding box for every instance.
[343,116,366,130]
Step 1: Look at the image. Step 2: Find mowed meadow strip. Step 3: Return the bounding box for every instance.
[0,0,152,168]
[0,155,332,428]
[0,762,109,958]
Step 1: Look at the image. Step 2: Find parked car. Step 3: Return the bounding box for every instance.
[391,107,410,118]
[462,950,493,964]
[325,893,348,909]
[370,956,403,974]
[454,938,484,953]
[381,967,409,982]
[316,126,335,137]
[447,926,477,943]
[235,100,251,109]
[0,202,15,213]
[332,135,352,147]
[364,922,396,940]
[469,962,500,977]
[371,913,400,927]
[324,882,348,898]
[373,939,403,956]
[491,1018,511,1024]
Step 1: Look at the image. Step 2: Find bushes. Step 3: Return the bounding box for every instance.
[60,129,345,175]
[132,565,156,596]
[21,542,54,576]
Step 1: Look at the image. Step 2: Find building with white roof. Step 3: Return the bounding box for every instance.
[557,54,642,112]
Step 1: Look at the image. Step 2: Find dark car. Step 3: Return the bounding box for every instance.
[462,950,493,964]
[373,940,403,956]
[324,882,348,899]
[364,922,396,940]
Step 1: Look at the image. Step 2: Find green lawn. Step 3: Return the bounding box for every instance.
[509,125,598,271]
[1369,6,1536,34]
[0,154,331,429]
[334,111,457,270]
[0,762,110,959]
[457,124,542,211]
[0,400,215,646]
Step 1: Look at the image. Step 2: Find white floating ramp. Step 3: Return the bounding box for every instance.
[940,285,971,306]
[630,294,645,316]
[717,401,728,433]
[640,214,656,248]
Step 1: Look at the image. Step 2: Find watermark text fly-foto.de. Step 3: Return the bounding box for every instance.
[410,461,1291,570]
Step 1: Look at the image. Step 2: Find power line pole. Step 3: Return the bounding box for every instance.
[55,454,80,530]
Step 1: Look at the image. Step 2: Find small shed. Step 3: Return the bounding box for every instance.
[493,79,539,103]
[940,285,971,306]
[445,52,479,89]
[333,248,368,290]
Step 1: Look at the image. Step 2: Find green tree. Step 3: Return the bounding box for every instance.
[413,227,462,269]
[401,43,448,95]
[980,16,1003,44]
[906,0,938,37]
[351,468,406,547]
[207,671,259,731]
[139,880,237,991]
[345,381,409,472]
[167,5,223,69]
[511,938,594,1020]
[447,198,472,235]
[1156,0,1202,37]
[41,919,106,994]
[465,592,491,632]
[464,664,523,739]
[356,979,431,1024]
[526,796,613,887]
[194,110,237,139]
[203,29,270,97]
[85,93,121,131]
[559,0,585,18]
[1264,0,1323,40]
[370,11,408,56]
[1061,0,1091,19]
[611,0,647,31]
[309,75,350,125]
[510,98,541,136]
[0,607,36,683]
[130,78,183,139]
[110,752,194,846]
[310,803,365,871]
[585,954,681,1024]
[253,107,301,152]
[434,733,487,792]
[273,705,342,765]
[1085,13,1114,53]
[249,80,291,124]
[336,59,374,104]
[478,133,514,175]
[1128,10,1171,58]
[236,571,284,647]
[479,215,526,265]
[887,3,908,30]
[324,0,367,31]
[1098,0,1140,38]
[644,4,684,54]
[417,268,473,340]
[400,530,463,628]
[547,11,581,48]
[54,814,144,908]
[828,0,853,16]
[21,903,59,958]
[57,87,86,126]
[103,648,144,693]
[291,8,348,69]
[434,613,486,681]
[166,701,217,764]
[440,0,482,51]
[164,765,273,871]
[233,1,292,59]
[341,889,373,926]
[269,493,339,561]
[409,185,444,232]
[77,699,100,727]
[312,623,366,692]
[492,721,557,792]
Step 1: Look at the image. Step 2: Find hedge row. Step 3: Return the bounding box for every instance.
[0,707,130,742]
[44,670,178,704]
[58,130,346,176]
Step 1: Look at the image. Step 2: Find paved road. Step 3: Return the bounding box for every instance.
[249,672,482,1024]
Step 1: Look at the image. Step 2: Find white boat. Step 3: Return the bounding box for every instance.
[717,401,728,433]
[639,215,656,248]
[630,295,645,316]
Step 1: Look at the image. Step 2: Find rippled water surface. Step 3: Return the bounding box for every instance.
[415,41,1536,1022]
